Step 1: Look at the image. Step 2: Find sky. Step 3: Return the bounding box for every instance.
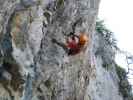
[98,0,133,53]
[98,0,133,84]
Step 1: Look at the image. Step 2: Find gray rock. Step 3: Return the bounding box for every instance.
[0,0,124,100]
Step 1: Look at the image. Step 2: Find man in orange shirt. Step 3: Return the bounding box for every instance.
[52,32,88,56]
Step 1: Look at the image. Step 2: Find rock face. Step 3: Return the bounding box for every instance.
[85,31,124,100]
[0,0,123,100]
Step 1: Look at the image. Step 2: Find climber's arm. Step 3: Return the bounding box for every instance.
[73,34,79,39]
[51,38,68,52]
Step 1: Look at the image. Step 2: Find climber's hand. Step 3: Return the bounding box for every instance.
[51,38,57,43]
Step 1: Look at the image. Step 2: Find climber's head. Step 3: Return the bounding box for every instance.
[78,33,88,46]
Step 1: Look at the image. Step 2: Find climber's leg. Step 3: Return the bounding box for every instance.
[51,38,69,53]
[68,49,74,55]
[67,48,80,56]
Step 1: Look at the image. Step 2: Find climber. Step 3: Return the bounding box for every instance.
[52,32,88,56]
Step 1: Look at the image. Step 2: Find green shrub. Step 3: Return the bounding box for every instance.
[56,0,64,9]
[115,64,133,99]
[102,63,112,70]
[44,79,52,88]
[96,19,118,50]
[96,19,133,99]
[95,19,118,70]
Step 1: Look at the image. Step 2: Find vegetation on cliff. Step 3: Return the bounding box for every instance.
[95,19,133,99]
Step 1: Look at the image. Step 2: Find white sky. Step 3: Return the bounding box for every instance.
[98,0,133,84]
[98,0,133,53]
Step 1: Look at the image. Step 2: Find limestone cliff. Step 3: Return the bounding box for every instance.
[0,0,124,100]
